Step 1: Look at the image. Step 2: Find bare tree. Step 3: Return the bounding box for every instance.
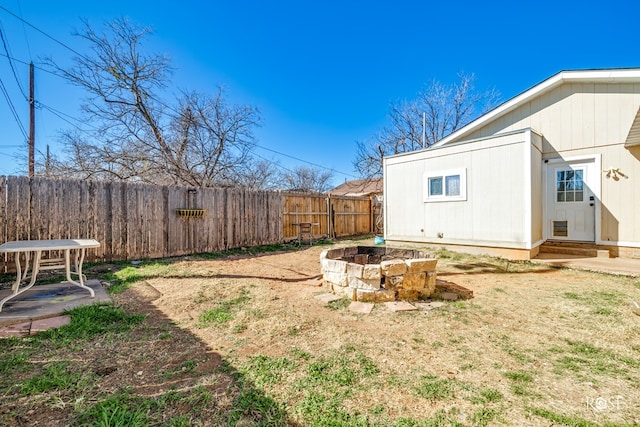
[45,18,262,187]
[221,158,283,190]
[353,72,500,178]
[281,165,334,193]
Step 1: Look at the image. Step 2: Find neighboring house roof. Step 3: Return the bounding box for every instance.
[432,68,640,148]
[329,178,383,197]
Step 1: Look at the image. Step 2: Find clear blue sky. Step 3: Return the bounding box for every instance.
[0,0,638,185]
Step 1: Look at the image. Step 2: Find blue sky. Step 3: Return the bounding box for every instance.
[0,0,638,185]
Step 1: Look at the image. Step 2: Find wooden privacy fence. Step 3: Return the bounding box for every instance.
[0,177,375,271]
[282,193,373,240]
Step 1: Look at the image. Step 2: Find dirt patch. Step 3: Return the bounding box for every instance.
[2,242,640,426]
[137,245,640,424]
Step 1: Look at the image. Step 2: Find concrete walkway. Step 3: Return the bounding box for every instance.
[0,280,111,336]
[533,253,640,277]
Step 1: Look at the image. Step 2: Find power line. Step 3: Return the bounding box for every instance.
[0,75,27,139]
[0,5,83,58]
[0,52,69,83]
[15,0,32,59]
[38,102,93,131]
[147,91,355,178]
[0,7,357,179]
[250,150,295,174]
[0,25,26,98]
[254,144,356,178]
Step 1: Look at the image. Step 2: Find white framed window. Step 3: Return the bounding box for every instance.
[423,168,467,202]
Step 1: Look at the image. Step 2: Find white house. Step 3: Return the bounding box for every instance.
[383,69,640,260]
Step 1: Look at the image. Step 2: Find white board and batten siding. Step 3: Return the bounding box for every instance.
[459,82,640,246]
[384,129,543,250]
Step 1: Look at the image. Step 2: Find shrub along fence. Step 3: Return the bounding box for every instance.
[0,176,375,271]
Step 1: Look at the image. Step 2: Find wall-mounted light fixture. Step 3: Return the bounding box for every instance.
[603,167,627,181]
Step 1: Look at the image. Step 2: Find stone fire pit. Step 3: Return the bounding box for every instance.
[320,246,437,302]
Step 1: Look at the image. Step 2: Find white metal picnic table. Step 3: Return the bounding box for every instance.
[0,239,100,312]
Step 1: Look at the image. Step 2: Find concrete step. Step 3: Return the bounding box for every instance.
[540,244,610,258]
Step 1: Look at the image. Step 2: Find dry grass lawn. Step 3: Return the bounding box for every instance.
[2,238,639,426]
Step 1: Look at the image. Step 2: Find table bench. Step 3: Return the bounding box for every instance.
[0,239,100,312]
[292,223,319,245]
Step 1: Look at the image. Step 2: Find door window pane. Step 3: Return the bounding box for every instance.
[556,168,586,203]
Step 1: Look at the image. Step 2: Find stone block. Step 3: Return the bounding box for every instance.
[348,301,375,314]
[419,290,434,299]
[344,246,359,257]
[323,271,348,287]
[405,258,438,273]
[358,246,386,256]
[325,248,345,260]
[380,260,407,276]
[402,272,426,290]
[362,264,381,280]
[356,289,396,303]
[322,258,348,273]
[435,279,474,299]
[354,254,369,265]
[332,283,356,300]
[348,276,381,291]
[368,255,382,264]
[385,275,404,290]
[383,248,408,259]
[397,289,420,301]
[386,301,419,311]
[425,271,437,295]
[346,263,364,279]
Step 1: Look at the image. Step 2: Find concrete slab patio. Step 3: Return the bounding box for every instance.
[533,253,640,277]
[0,280,111,332]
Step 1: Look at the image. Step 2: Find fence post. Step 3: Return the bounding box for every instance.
[370,196,373,234]
[326,195,331,239]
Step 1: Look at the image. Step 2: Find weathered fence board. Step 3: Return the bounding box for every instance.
[0,177,372,271]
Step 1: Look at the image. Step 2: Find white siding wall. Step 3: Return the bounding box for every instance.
[384,160,425,238]
[464,83,640,150]
[530,133,544,243]
[385,130,536,248]
[460,83,640,245]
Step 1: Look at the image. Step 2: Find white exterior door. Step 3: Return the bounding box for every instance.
[546,160,596,241]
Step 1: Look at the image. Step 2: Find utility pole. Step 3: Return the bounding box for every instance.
[28,61,35,178]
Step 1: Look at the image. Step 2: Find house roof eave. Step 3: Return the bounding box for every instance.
[432,68,640,149]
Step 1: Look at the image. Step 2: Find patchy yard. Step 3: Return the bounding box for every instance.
[1,239,639,426]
